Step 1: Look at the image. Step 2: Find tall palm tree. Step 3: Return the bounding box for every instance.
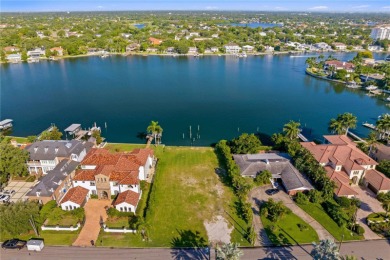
[147,121,163,145]
[328,118,345,135]
[340,113,357,135]
[376,114,390,140]
[365,131,379,156]
[216,243,243,260]
[283,121,301,140]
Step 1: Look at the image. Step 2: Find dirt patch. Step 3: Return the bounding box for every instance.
[204,215,233,244]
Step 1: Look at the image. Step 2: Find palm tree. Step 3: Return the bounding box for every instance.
[146,121,163,145]
[328,118,345,135]
[376,114,390,140]
[216,243,243,260]
[365,131,379,156]
[311,239,340,260]
[340,113,357,135]
[305,57,316,68]
[283,121,301,140]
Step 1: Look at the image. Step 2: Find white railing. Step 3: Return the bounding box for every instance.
[41,223,81,231]
[103,225,136,233]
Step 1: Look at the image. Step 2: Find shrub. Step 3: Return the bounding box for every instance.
[295,192,309,205]
[254,170,272,186]
[111,194,117,200]
[322,200,347,227]
[354,224,365,235]
[107,207,134,218]
[336,197,351,208]
[297,223,308,231]
[90,194,98,199]
[307,189,323,204]
[39,200,58,222]
[71,207,85,220]
[263,198,290,222]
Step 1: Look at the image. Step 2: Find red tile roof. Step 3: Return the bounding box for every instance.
[149,37,163,45]
[364,170,390,192]
[325,166,358,196]
[113,190,140,206]
[60,186,89,205]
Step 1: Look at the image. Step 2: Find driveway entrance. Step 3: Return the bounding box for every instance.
[73,199,112,247]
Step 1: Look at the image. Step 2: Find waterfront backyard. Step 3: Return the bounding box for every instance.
[97,144,251,247]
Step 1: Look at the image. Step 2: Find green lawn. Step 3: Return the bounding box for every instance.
[46,214,80,226]
[105,143,147,152]
[8,136,28,143]
[261,211,319,245]
[97,144,251,247]
[297,202,363,241]
[105,217,130,228]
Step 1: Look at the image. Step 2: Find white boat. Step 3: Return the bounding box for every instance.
[237,52,247,58]
[346,81,360,89]
[366,85,378,91]
[385,97,390,102]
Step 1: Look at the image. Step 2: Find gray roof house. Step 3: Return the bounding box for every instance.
[26,140,93,175]
[233,153,313,195]
[26,159,79,204]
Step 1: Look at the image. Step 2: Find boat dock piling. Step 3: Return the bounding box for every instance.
[298,133,309,142]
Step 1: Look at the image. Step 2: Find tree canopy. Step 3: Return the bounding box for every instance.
[230,133,262,154]
[39,126,63,140]
[377,160,390,178]
[0,201,40,236]
[0,139,29,184]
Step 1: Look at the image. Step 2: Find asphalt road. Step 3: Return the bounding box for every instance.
[2,240,389,260]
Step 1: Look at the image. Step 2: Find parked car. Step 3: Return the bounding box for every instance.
[2,239,27,250]
[0,195,10,203]
[265,189,280,196]
[3,190,15,195]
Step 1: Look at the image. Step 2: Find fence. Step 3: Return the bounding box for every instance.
[103,225,136,233]
[41,223,81,231]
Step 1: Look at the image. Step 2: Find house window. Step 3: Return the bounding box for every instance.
[124,207,127,212]
[75,181,78,184]
[92,190,97,195]
[128,207,131,212]
[66,206,68,210]
[91,182,95,186]
[120,207,123,212]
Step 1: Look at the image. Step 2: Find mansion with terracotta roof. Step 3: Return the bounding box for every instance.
[301,135,390,197]
[59,148,154,212]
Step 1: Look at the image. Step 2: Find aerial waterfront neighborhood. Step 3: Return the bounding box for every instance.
[1,1,390,260]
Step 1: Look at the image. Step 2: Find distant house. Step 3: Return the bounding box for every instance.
[314,42,331,51]
[149,37,163,45]
[224,43,241,54]
[259,32,267,37]
[27,48,45,58]
[126,43,140,52]
[194,37,212,41]
[360,73,385,82]
[188,47,198,54]
[242,45,255,53]
[362,58,376,66]
[211,34,219,38]
[60,186,89,211]
[166,47,176,54]
[121,33,132,39]
[50,47,64,56]
[333,42,347,51]
[368,45,384,52]
[233,153,313,195]
[36,31,45,39]
[25,140,93,175]
[113,190,140,212]
[371,143,390,162]
[265,46,274,52]
[146,48,158,53]
[301,135,390,196]
[26,159,79,204]
[6,53,21,63]
[3,46,20,52]
[324,60,355,72]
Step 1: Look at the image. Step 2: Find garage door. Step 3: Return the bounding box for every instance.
[367,183,378,194]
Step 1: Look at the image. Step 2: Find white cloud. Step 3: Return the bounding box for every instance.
[205,6,218,10]
[308,6,329,11]
[274,6,288,11]
[97,6,103,9]
[352,5,370,9]
[382,6,390,9]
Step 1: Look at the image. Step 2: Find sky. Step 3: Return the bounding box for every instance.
[1,0,390,12]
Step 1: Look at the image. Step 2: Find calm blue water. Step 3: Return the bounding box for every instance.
[134,24,145,29]
[1,53,389,146]
[230,22,282,28]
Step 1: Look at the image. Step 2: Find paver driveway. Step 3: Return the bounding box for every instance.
[352,186,382,240]
[73,199,112,247]
[249,185,334,246]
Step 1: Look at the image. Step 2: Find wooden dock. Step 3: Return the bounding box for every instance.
[362,122,390,135]
[298,133,309,142]
[347,131,366,143]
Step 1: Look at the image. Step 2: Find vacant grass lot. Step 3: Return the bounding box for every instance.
[261,211,319,245]
[298,202,363,241]
[1,230,79,246]
[98,144,251,247]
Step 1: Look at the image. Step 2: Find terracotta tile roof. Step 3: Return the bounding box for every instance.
[113,190,140,206]
[111,171,139,185]
[149,37,163,45]
[73,169,96,181]
[325,60,355,70]
[60,186,89,205]
[364,170,390,192]
[325,166,358,196]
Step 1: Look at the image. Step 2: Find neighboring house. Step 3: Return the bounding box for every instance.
[121,33,132,39]
[368,45,384,52]
[188,47,198,54]
[3,46,20,52]
[27,48,45,58]
[333,42,347,51]
[242,45,255,53]
[324,60,355,72]
[26,159,79,204]
[126,43,140,52]
[265,46,274,52]
[149,37,163,45]
[25,140,93,175]
[166,47,176,54]
[224,43,241,54]
[371,143,390,162]
[146,48,158,53]
[259,32,267,36]
[6,54,21,63]
[360,73,385,82]
[60,186,89,210]
[211,34,219,38]
[314,42,331,51]
[69,148,154,213]
[301,135,390,196]
[50,47,64,56]
[233,153,313,195]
